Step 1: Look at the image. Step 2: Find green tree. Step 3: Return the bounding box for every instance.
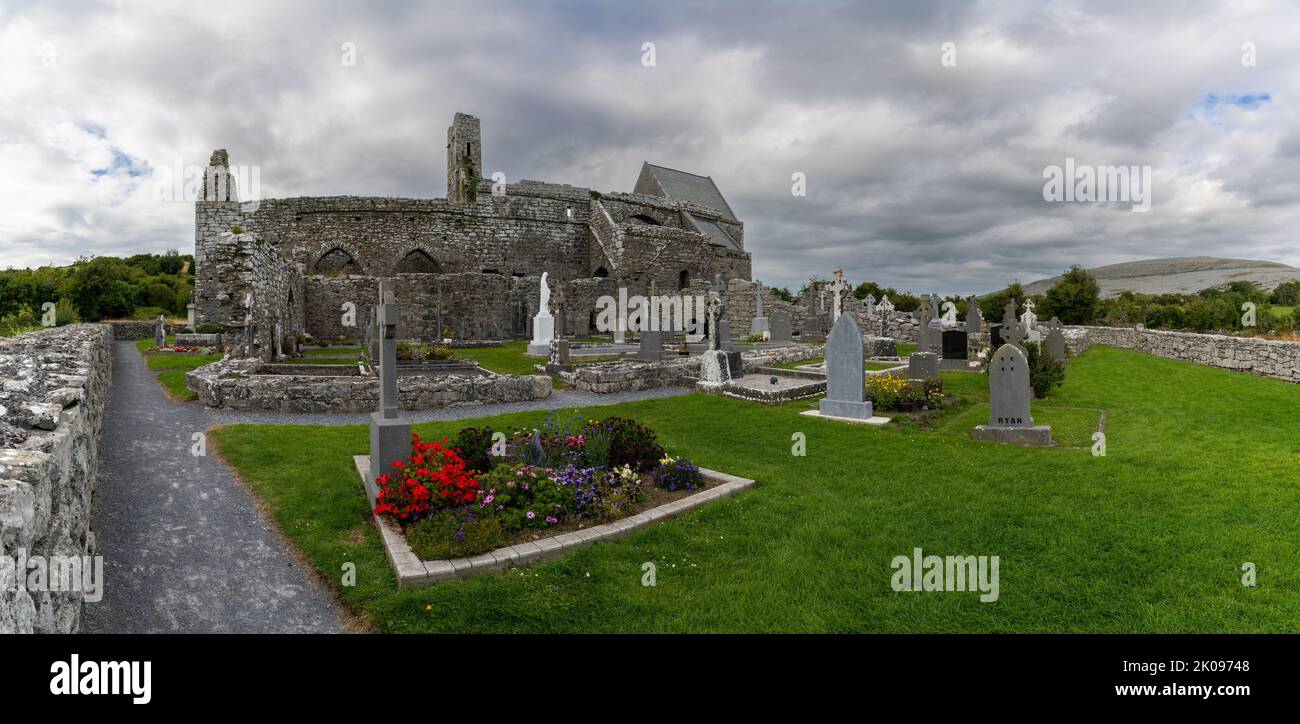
[1039,265,1101,324]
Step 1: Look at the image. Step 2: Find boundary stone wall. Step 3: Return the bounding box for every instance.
[1067,325,1300,383]
[0,324,113,633]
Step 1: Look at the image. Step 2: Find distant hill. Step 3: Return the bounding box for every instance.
[1023,257,1300,298]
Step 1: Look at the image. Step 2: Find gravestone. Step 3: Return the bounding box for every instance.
[697,290,732,389]
[549,338,570,365]
[876,296,894,337]
[367,280,411,506]
[1045,317,1067,362]
[908,351,939,380]
[717,319,734,351]
[769,310,792,343]
[818,312,872,419]
[154,314,166,349]
[528,272,555,354]
[750,281,769,336]
[917,300,941,354]
[863,293,876,317]
[827,266,851,321]
[965,296,983,334]
[637,330,663,361]
[989,323,1003,348]
[942,329,968,359]
[528,430,547,467]
[186,302,195,329]
[971,344,1052,446]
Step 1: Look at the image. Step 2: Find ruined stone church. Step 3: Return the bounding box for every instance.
[194,112,752,358]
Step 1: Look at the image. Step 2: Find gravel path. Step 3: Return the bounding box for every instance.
[82,342,347,633]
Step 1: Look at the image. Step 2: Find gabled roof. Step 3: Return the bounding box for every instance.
[634,162,737,221]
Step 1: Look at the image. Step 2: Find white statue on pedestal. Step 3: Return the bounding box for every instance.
[528,272,556,355]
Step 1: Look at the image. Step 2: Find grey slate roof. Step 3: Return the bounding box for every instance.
[635,163,737,221]
[687,213,742,251]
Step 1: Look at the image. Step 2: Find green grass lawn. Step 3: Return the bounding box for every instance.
[1271,305,1294,319]
[137,336,222,401]
[211,345,1300,632]
[450,340,541,375]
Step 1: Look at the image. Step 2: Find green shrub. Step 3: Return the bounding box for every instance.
[131,306,169,320]
[580,431,613,469]
[405,507,506,560]
[585,417,664,472]
[453,426,495,474]
[1026,342,1065,399]
[422,344,453,360]
[197,323,222,334]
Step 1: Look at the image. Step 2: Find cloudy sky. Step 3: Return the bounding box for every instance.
[1,0,1297,294]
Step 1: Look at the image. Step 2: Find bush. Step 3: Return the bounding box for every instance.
[422,344,453,360]
[197,323,222,334]
[584,417,664,472]
[580,431,613,468]
[453,426,495,474]
[1026,342,1065,399]
[131,306,169,321]
[653,456,705,492]
[405,506,506,560]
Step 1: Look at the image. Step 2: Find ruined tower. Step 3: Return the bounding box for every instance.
[446,112,482,203]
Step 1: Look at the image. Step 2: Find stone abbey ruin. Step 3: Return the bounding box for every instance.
[193,112,753,358]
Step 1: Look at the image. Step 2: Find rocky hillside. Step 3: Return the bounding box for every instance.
[1023,257,1300,298]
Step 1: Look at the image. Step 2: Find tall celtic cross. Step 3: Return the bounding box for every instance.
[827,267,851,321]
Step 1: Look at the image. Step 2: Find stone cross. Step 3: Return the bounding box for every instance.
[877,295,894,337]
[929,294,942,322]
[711,273,726,297]
[155,314,166,349]
[375,281,401,418]
[367,279,410,506]
[965,295,983,334]
[864,293,876,317]
[827,267,851,321]
[706,290,722,351]
[1021,299,1038,331]
[552,284,566,339]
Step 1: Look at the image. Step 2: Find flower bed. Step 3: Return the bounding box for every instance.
[371,413,717,563]
[865,374,944,412]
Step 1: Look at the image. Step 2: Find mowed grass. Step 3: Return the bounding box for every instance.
[136,336,222,402]
[451,340,541,375]
[211,346,1300,632]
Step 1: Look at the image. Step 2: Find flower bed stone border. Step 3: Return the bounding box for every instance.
[353,455,755,589]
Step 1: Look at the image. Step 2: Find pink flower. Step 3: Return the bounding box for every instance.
[526,511,536,520]
[545,515,557,525]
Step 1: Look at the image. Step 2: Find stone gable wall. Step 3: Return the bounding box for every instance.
[0,324,113,633]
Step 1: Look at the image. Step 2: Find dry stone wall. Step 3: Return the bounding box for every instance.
[1067,325,1300,382]
[0,324,112,634]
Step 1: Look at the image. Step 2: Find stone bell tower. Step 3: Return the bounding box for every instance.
[446,112,482,203]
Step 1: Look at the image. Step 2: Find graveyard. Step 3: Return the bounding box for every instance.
[210,342,1300,632]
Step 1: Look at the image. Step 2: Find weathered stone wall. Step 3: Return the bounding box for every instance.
[194,230,304,360]
[0,324,113,633]
[105,320,180,340]
[193,124,754,346]
[566,344,823,393]
[1066,326,1300,382]
[186,358,551,412]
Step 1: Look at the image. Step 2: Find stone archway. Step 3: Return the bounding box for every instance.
[392,243,442,274]
[312,242,366,276]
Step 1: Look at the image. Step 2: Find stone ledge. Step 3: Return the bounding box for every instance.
[356,458,755,589]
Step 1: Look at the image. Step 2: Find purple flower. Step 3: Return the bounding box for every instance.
[526,511,536,520]
[546,515,558,524]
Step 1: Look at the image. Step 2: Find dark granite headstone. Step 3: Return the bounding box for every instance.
[989,324,1004,348]
[637,330,663,361]
[769,311,792,342]
[941,330,968,360]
